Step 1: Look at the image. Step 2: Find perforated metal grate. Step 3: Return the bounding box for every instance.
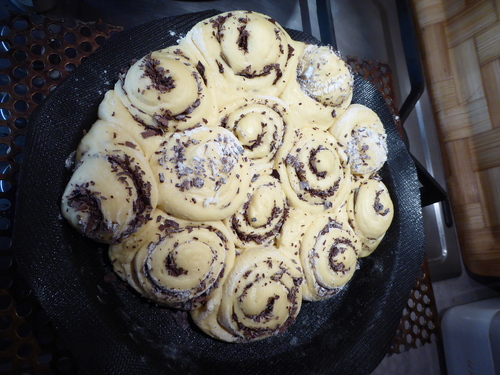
[0,11,439,373]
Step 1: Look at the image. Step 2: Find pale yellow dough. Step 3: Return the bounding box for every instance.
[190,246,303,342]
[276,127,352,214]
[61,136,158,244]
[150,125,252,221]
[298,214,360,301]
[329,103,388,175]
[182,11,300,106]
[61,9,396,344]
[347,176,394,257]
[224,168,288,251]
[115,45,218,132]
[280,44,353,130]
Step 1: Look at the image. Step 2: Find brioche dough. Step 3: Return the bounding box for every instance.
[61,10,394,343]
[348,176,394,257]
[150,125,252,221]
[330,103,388,175]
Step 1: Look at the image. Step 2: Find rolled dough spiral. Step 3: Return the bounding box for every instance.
[150,125,252,221]
[347,176,394,257]
[115,45,217,132]
[276,127,352,214]
[191,247,303,342]
[329,104,388,175]
[61,129,158,243]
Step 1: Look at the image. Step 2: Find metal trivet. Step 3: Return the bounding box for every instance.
[0,11,439,373]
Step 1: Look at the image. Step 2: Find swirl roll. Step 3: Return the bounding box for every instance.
[224,170,288,250]
[329,104,388,175]
[184,11,299,103]
[191,247,303,342]
[150,126,252,221]
[98,90,166,160]
[276,127,352,214]
[347,176,394,257]
[299,215,360,301]
[61,131,158,244]
[280,44,354,129]
[221,96,289,163]
[115,46,217,132]
[130,215,235,310]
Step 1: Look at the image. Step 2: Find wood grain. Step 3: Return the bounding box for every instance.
[412,0,500,276]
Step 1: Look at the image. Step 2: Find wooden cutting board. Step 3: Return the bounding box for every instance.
[411,0,500,277]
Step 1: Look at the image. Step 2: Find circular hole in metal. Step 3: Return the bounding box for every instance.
[17,343,34,359]
[13,50,28,62]
[14,152,24,164]
[0,74,10,85]
[49,53,61,65]
[0,58,10,69]
[410,311,417,322]
[48,23,61,34]
[0,198,11,211]
[32,60,45,71]
[31,29,45,40]
[0,92,10,104]
[0,217,11,230]
[0,125,10,137]
[0,315,12,330]
[65,47,77,58]
[48,37,61,49]
[16,279,32,298]
[0,274,12,289]
[80,26,91,37]
[14,100,28,112]
[17,322,32,338]
[14,134,25,147]
[0,40,10,53]
[13,19,28,30]
[0,294,12,310]
[16,301,33,318]
[49,85,57,93]
[422,329,429,339]
[0,180,10,194]
[0,25,9,37]
[13,67,28,79]
[0,337,12,351]
[32,76,45,87]
[95,35,106,46]
[414,289,420,300]
[0,143,10,156]
[32,92,45,104]
[65,63,76,72]
[0,109,11,121]
[0,161,11,174]
[30,44,45,55]
[423,295,431,304]
[48,69,61,80]
[14,117,28,129]
[64,32,76,44]
[80,41,92,52]
[13,34,27,46]
[0,254,12,268]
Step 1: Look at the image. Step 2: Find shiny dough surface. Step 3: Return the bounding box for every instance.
[61,10,394,343]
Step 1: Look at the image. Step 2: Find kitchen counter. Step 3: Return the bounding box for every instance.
[411,0,500,277]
